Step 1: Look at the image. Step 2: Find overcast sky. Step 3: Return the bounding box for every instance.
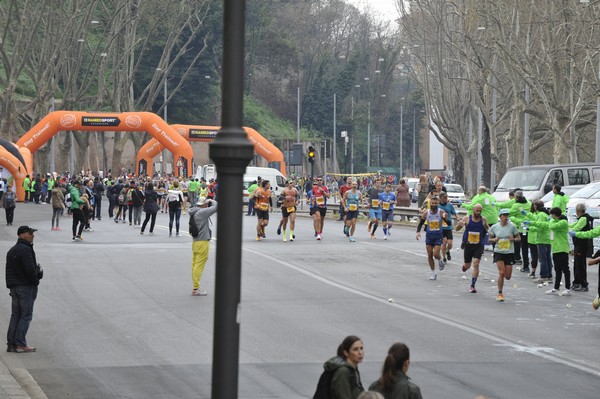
[346,0,399,22]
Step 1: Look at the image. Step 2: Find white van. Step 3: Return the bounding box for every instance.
[243,166,287,203]
[195,164,217,181]
[493,163,600,201]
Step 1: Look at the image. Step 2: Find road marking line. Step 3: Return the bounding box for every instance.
[244,247,600,378]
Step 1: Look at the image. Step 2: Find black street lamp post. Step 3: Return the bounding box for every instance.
[209,1,254,398]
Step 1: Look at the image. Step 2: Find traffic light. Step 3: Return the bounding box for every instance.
[308,145,315,164]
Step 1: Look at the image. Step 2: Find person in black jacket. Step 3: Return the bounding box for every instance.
[5,226,42,353]
[140,182,160,235]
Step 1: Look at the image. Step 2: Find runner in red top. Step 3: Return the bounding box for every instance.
[310,177,330,241]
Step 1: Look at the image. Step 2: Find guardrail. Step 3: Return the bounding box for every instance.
[278,202,468,220]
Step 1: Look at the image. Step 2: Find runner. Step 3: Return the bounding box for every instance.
[253,180,272,241]
[455,204,489,293]
[338,177,354,231]
[310,176,330,241]
[278,179,298,242]
[438,192,458,262]
[416,196,449,280]
[367,180,382,239]
[378,184,396,240]
[342,180,362,242]
[488,209,521,302]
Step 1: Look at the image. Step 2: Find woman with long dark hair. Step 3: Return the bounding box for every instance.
[369,342,422,399]
[140,182,160,235]
[316,335,365,399]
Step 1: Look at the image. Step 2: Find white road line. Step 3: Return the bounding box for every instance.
[244,247,600,378]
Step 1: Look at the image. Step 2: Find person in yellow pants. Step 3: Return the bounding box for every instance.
[189,196,218,296]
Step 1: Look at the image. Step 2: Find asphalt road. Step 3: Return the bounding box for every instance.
[1,203,599,398]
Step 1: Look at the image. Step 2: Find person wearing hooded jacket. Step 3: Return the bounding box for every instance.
[318,335,365,399]
[369,342,423,399]
[509,190,532,272]
[551,184,569,214]
[527,207,571,296]
[69,181,86,241]
[188,196,218,296]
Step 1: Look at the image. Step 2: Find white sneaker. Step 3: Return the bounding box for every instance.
[283,237,287,242]
[289,236,294,242]
[559,289,571,296]
[316,234,321,241]
[545,288,558,295]
[430,273,437,280]
[383,235,388,240]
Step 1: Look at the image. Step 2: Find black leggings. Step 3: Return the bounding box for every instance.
[169,207,181,234]
[141,211,157,233]
[72,208,85,237]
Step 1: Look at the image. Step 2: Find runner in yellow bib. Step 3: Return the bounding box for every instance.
[455,204,490,293]
[488,208,521,302]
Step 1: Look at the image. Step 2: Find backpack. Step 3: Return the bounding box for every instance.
[118,192,126,204]
[313,368,335,399]
[64,192,72,207]
[126,188,133,202]
[189,215,199,238]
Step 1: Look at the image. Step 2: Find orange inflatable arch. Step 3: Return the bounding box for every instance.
[15,111,193,198]
[0,146,28,200]
[136,125,286,177]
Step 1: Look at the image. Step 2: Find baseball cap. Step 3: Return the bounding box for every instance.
[17,226,37,235]
[499,208,510,215]
[197,196,209,206]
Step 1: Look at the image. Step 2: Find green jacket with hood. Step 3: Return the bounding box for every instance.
[323,356,364,399]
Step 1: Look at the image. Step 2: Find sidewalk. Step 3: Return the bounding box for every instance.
[0,365,32,398]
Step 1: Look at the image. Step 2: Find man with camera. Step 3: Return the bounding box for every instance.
[5,225,43,353]
[189,197,218,296]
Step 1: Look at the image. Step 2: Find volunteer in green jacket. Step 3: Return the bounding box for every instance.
[509,191,532,272]
[187,178,199,207]
[522,202,540,279]
[495,190,516,210]
[526,200,553,283]
[69,180,86,241]
[551,184,569,213]
[462,186,499,225]
[526,207,571,296]
[23,175,31,203]
[246,180,259,216]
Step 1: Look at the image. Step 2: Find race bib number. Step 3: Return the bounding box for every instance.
[467,231,480,244]
[429,220,440,231]
[371,199,380,207]
[382,201,390,210]
[286,206,295,213]
[498,238,510,251]
[259,202,269,211]
[349,204,358,211]
[316,197,325,206]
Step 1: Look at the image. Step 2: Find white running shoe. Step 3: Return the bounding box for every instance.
[559,289,571,296]
[383,235,388,240]
[316,234,321,241]
[430,273,437,280]
[545,288,558,295]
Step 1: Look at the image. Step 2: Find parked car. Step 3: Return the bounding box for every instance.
[444,183,466,205]
[564,181,600,210]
